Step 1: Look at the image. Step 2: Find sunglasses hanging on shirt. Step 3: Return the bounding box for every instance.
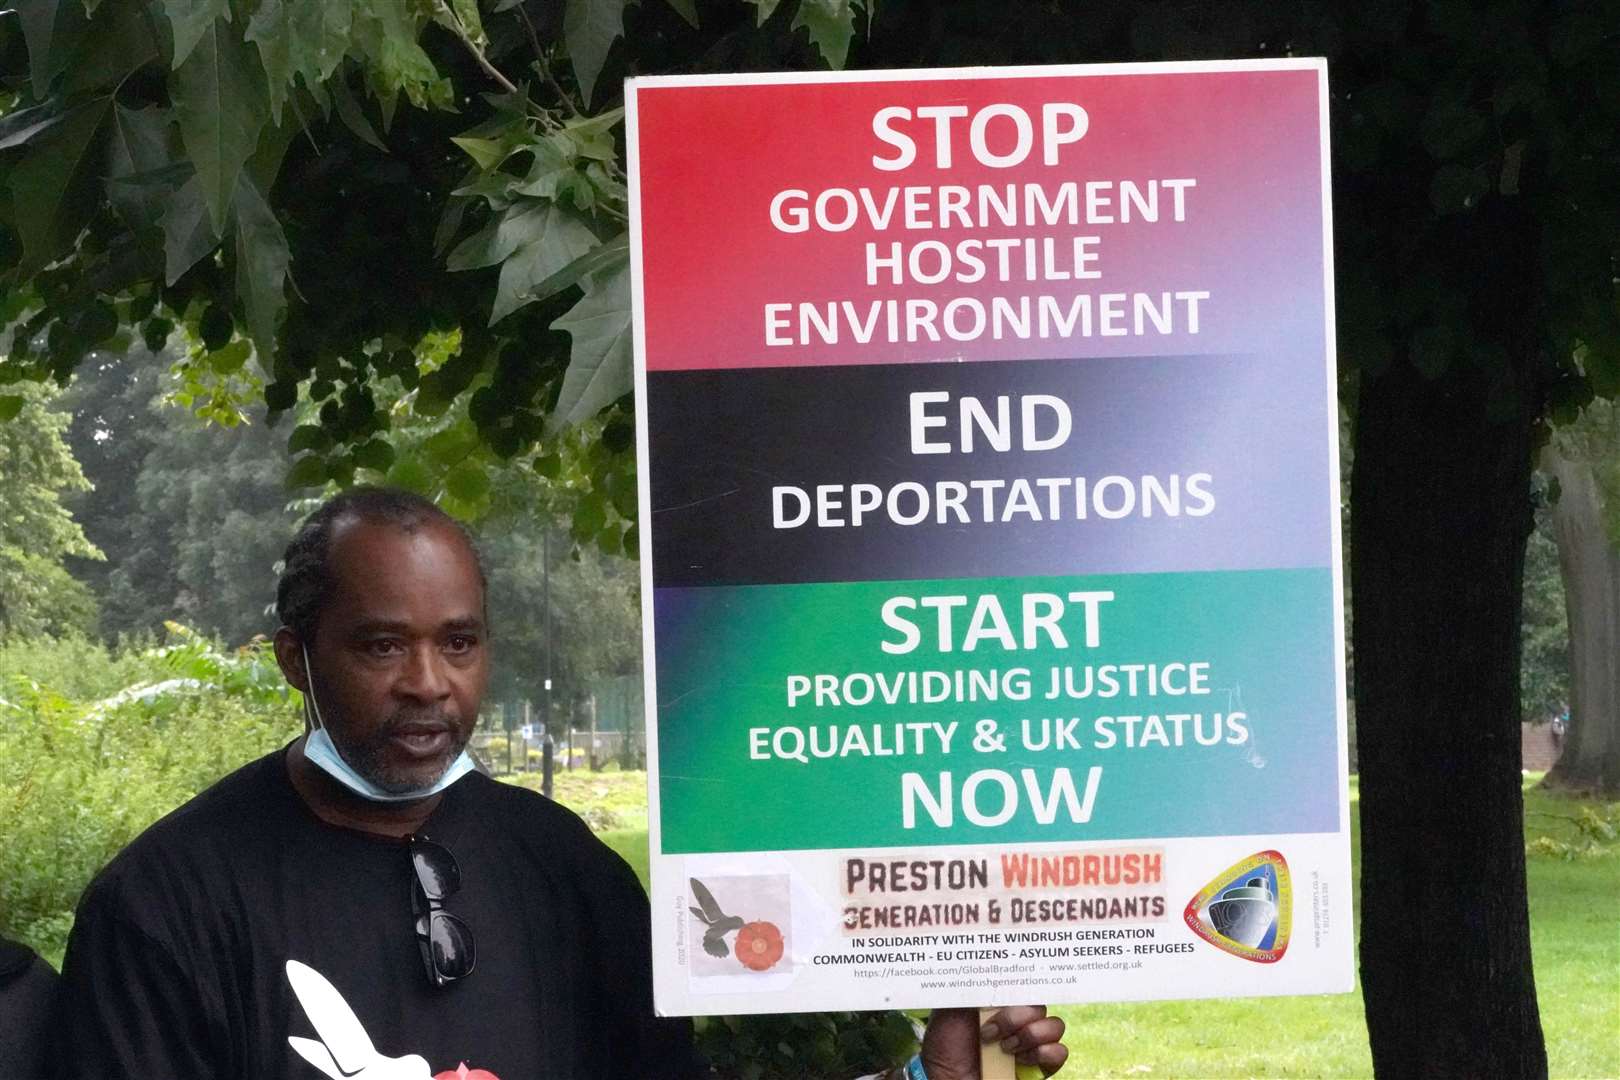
[409,835,476,988]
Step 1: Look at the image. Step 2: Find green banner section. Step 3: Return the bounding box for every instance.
[654,568,1341,854]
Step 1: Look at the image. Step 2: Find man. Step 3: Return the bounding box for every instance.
[55,488,1066,1078]
[1,933,57,1078]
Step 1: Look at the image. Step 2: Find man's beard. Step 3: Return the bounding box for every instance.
[332,709,471,794]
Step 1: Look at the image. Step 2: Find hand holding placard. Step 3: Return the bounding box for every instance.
[900,1006,1066,1079]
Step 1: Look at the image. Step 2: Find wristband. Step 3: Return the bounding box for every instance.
[903,1053,930,1080]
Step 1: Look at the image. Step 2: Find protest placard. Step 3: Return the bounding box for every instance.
[628,59,1351,1016]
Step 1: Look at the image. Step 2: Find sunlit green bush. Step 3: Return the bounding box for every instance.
[0,628,300,962]
[693,1010,923,1080]
[0,633,154,701]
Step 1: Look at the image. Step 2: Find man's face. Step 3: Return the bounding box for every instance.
[299,517,490,793]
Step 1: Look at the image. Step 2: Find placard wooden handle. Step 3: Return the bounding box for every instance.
[978,1007,1018,1080]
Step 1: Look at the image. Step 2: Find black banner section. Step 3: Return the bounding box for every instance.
[645,354,1329,588]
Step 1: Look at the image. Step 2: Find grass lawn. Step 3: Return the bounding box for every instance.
[546,772,1620,1079]
[507,764,649,832]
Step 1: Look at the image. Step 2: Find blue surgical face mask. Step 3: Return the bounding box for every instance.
[300,644,474,803]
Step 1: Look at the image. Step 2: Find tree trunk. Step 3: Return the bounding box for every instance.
[1349,196,1547,1075]
[1541,446,1620,796]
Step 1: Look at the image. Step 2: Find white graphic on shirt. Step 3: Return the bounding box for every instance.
[285,960,434,1079]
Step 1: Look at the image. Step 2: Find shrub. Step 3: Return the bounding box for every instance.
[693,1010,923,1080]
[0,633,154,702]
[575,806,621,832]
[0,630,300,963]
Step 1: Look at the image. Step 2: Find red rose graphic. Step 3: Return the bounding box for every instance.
[734,920,784,971]
[434,1063,500,1080]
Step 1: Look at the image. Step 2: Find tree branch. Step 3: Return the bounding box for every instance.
[434,0,522,96]
[517,4,582,118]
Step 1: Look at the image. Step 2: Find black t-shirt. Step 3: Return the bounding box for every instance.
[53,748,708,1080]
[1,937,58,1079]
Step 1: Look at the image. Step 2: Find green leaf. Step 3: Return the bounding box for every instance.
[333,73,388,152]
[385,455,433,494]
[600,418,633,453]
[491,204,598,324]
[550,265,632,428]
[74,300,119,345]
[439,491,484,521]
[172,15,271,233]
[564,0,627,108]
[106,164,186,236]
[328,455,356,488]
[793,0,858,69]
[353,436,396,472]
[64,0,161,94]
[208,339,252,373]
[232,173,290,367]
[265,378,297,411]
[7,94,112,273]
[144,317,176,353]
[413,376,453,418]
[372,75,399,131]
[510,138,576,199]
[449,198,583,271]
[453,0,485,37]
[0,395,26,422]
[285,453,328,489]
[572,161,624,211]
[522,232,628,306]
[451,135,513,170]
[453,167,520,207]
[562,105,625,140]
[609,476,636,518]
[199,304,234,350]
[287,423,332,453]
[353,0,443,110]
[244,112,301,195]
[164,0,230,69]
[461,88,534,138]
[434,194,472,258]
[446,210,515,271]
[445,460,491,501]
[664,0,699,26]
[18,0,87,92]
[158,173,222,284]
[561,125,616,163]
[423,425,479,465]
[244,0,294,124]
[572,490,606,537]
[747,0,784,25]
[106,104,175,181]
[1583,334,1620,399]
[433,0,486,46]
[0,102,67,152]
[291,0,354,86]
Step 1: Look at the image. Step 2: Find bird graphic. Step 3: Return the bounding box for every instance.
[688,877,745,958]
[285,960,434,1079]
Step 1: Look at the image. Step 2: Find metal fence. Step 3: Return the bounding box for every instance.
[472,677,646,774]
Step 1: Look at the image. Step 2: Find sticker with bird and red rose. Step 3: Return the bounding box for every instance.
[687,876,793,976]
